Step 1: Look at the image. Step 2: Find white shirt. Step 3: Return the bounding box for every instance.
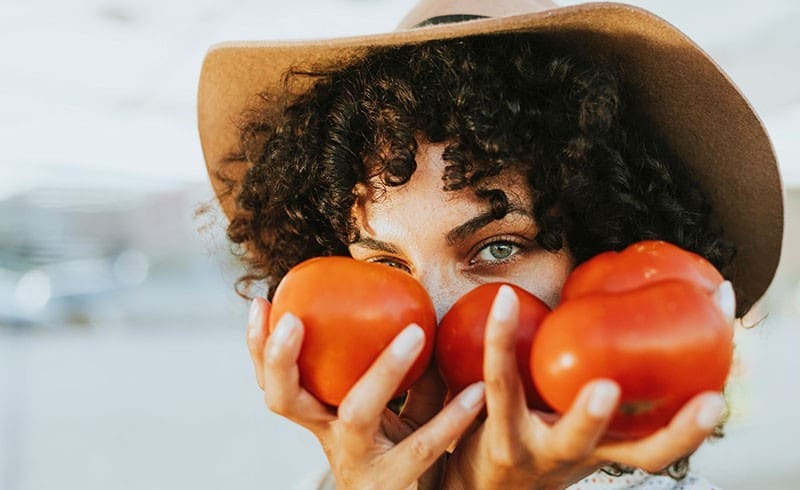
[295,467,719,489]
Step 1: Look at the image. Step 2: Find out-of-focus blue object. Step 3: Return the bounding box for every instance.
[0,181,211,329]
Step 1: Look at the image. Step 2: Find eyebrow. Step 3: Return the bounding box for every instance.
[353,236,400,254]
[445,206,530,246]
[351,205,533,253]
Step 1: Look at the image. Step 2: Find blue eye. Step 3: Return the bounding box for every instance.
[473,240,522,264]
[374,258,412,274]
[488,243,514,259]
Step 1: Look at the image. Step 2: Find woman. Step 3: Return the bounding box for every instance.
[197,1,783,488]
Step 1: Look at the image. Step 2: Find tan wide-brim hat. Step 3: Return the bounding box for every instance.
[198,0,783,312]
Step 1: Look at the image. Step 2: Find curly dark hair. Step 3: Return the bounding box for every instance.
[205,33,735,479]
[215,33,734,299]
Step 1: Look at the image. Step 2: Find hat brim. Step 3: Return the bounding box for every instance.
[197,2,783,311]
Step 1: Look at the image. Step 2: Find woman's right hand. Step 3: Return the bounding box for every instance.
[246,297,486,490]
[441,285,729,490]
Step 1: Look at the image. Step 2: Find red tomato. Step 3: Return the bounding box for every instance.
[268,257,436,407]
[436,283,552,412]
[531,241,732,438]
[562,240,723,300]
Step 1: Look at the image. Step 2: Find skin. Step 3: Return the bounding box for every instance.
[245,142,730,489]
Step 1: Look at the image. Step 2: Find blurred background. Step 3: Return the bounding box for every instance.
[0,0,798,488]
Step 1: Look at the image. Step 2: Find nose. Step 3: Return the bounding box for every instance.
[415,268,471,323]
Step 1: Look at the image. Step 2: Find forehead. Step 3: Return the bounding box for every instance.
[353,143,533,236]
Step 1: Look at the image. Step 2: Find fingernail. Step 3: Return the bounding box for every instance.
[270,312,298,347]
[248,299,262,335]
[713,281,736,322]
[460,382,486,410]
[390,324,425,358]
[490,285,517,322]
[587,380,620,418]
[696,394,725,430]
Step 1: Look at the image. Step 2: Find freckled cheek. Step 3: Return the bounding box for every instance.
[502,256,574,309]
[543,272,572,307]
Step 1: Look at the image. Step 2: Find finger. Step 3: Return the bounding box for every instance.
[545,379,620,462]
[400,365,447,429]
[713,280,736,324]
[262,312,336,430]
[246,298,271,389]
[337,325,426,449]
[483,285,527,430]
[390,382,486,482]
[595,392,726,474]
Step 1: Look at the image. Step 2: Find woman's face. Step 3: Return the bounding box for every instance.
[349,142,574,320]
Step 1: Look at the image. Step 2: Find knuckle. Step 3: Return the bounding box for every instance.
[640,457,670,474]
[247,344,263,363]
[337,406,369,433]
[263,349,283,369]
[550,443,587,464]
[247,332,263,354]
[263,391,290,416]
[246,340,259,356]
[488,443,526,468]
[484,371,514,393]
[407,436,435,463]
[485,330,515,351]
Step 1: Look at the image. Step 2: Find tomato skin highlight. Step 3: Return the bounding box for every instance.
[562,240,724,300]
[531,241,733,439]
[436,283,552,412]
[268,257,437,407]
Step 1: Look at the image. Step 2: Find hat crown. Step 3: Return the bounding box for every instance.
[397,0,558,29]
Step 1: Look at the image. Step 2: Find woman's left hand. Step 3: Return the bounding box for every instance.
[442,285,728,490]
[246,297,481,490]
